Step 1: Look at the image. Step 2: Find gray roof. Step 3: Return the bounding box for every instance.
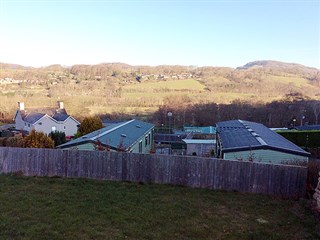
[21,108,72,124]
[24,113,46,124]
[154,133,187,144]
[58,119,154,151]
[52,112,70,121]
[216,120,310,157]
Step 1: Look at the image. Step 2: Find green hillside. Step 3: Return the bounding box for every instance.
[0,60,319,120]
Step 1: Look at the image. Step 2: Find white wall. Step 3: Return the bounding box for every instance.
[14,111,25,131]
[223,149,308,165]
[33,116,78,136]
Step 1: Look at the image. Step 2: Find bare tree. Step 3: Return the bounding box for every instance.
[311,100,320,124]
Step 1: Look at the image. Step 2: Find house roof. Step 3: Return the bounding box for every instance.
[57,119,154,150]
[19,108,76,124]
[24,112,46,124]
[183,126,216,134]
[154,133,187,144]
[182,139,216,144]
[216,120,310,157]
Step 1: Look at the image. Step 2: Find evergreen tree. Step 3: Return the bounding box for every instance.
[78,116,103,136]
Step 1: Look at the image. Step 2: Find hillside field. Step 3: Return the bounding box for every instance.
[0,60,319,120]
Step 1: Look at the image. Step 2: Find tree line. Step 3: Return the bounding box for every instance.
[151,95,320,128]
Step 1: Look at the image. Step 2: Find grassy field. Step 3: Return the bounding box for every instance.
[0,175,319,240]
[268,76,312,87]
[0,70,319,121]
[123,79,206,91]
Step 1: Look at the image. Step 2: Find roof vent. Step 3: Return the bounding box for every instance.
[82,136,87,139]
[121,134,127,137]
[252,132,259,137]
[136,125,141,128]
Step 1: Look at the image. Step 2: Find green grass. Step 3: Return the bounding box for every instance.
[0,175,319,240]
[123,79,206,91]
[268,76,311,87]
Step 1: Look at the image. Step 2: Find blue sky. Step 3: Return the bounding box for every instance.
[0,0,319,68]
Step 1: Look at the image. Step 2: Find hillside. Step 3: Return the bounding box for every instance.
[0,60,319,120]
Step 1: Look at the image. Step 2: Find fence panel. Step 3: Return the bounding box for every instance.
[0,147,307,198]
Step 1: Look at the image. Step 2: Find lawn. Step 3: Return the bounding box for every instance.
[0,175,319,240]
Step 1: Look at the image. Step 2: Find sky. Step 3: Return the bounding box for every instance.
[0,0,319,68]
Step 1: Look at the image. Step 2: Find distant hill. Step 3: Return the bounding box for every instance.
[0,60,319,119]
[237,60,319,77]
[238,60,317,70]
[0,63,33,70]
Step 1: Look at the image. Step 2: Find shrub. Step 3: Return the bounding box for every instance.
[5,136,24,147]
[277,131,320,148]
[78,116,103,136]
[24,129,54,148]
[0,137,6,146]
[0,136,24,147]
[49,131,66,147]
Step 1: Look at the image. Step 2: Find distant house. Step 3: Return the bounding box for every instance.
[182,126,216,157]
[183,126,216,134]
[57,119,154,154]
[182,139,216,157]
[216,120,310,165]
[154,126,216,156]
[154,133,187,155]
[14,101,80,136]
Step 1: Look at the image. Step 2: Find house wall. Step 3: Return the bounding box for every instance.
[33,116,78,136]
[223,149,308,165]
[14,111,26,131]
[33,115,57,134]
[129,130,153,154]
[75,143,95,151]
[55,117,79,136]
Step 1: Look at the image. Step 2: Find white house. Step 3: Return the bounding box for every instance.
[14,101,80,136]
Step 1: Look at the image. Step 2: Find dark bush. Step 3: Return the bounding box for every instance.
[49,131,67,147]
[277,131,320,148]
[0,136,24,147]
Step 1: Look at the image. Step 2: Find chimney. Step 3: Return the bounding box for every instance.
[58,101,64,109]
[18,102,25,111]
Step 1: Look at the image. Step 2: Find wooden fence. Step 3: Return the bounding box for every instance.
[0,147,308,199]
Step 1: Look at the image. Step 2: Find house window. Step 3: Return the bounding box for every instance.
[64,126,66,130]
[28,124,30,127]
[145,136,148,147]
[148,133,151,145]
[38,122,42,125]
[139,141,142,153]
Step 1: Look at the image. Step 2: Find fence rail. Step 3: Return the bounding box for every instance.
[0,147,307,199]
